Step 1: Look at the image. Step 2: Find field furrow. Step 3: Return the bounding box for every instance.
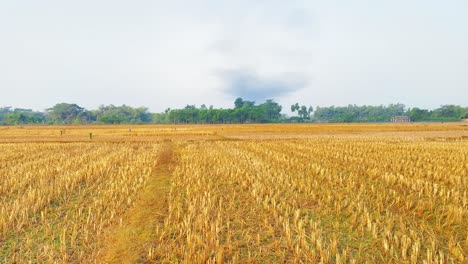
[0,124,466,263]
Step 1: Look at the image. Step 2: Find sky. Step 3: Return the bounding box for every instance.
[0,0,467,113]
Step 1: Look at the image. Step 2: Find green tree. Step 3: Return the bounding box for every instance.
[47,103,85,124]
[431,105,465,121]
[234,98,244,109]
[260,100,282,121]
[407,108,431,122]
[291,103,300,113]
[0,107,12,124]
[313,104,406,123]
[3,112,27,124]
[291,103,313,122]
[3,109,46,125]
[95,105,152,124]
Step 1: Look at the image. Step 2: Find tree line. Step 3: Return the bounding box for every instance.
[0,99,466,125]
[0,104,152,125]
[313,104,467,123]
[153,98,283,124]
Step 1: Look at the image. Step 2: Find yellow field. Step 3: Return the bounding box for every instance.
[0,124,467,263]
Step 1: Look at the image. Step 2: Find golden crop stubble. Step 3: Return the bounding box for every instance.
[1,124,466,263]
[0,142,161,262]
[148,136,467,263]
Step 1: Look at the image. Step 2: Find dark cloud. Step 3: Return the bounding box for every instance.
[220,69,307,102]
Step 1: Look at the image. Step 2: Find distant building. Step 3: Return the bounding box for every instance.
[391,116,411,123]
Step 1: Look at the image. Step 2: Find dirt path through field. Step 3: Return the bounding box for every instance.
[96,141,175,263]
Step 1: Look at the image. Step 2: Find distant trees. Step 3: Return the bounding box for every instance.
[234,98,244,109]
[94,105,152,124]
[161,98,283,124]
[0,107,12,124]
[407,107,431,122]
[407,105,467,122]
[0,107,46,125]
[47,103,87,124]
[430,105,466,121]
[152,108,171,124]
[313,104,468,123]
[263,100,283,120]
[314,104,406,123]
[291,103,313,122]
[0,101,466,125]
[39,103,152,124]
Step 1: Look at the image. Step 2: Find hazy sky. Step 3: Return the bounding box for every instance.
[1,0,467,112]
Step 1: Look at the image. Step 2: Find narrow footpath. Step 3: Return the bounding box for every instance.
[97,142,175,263]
